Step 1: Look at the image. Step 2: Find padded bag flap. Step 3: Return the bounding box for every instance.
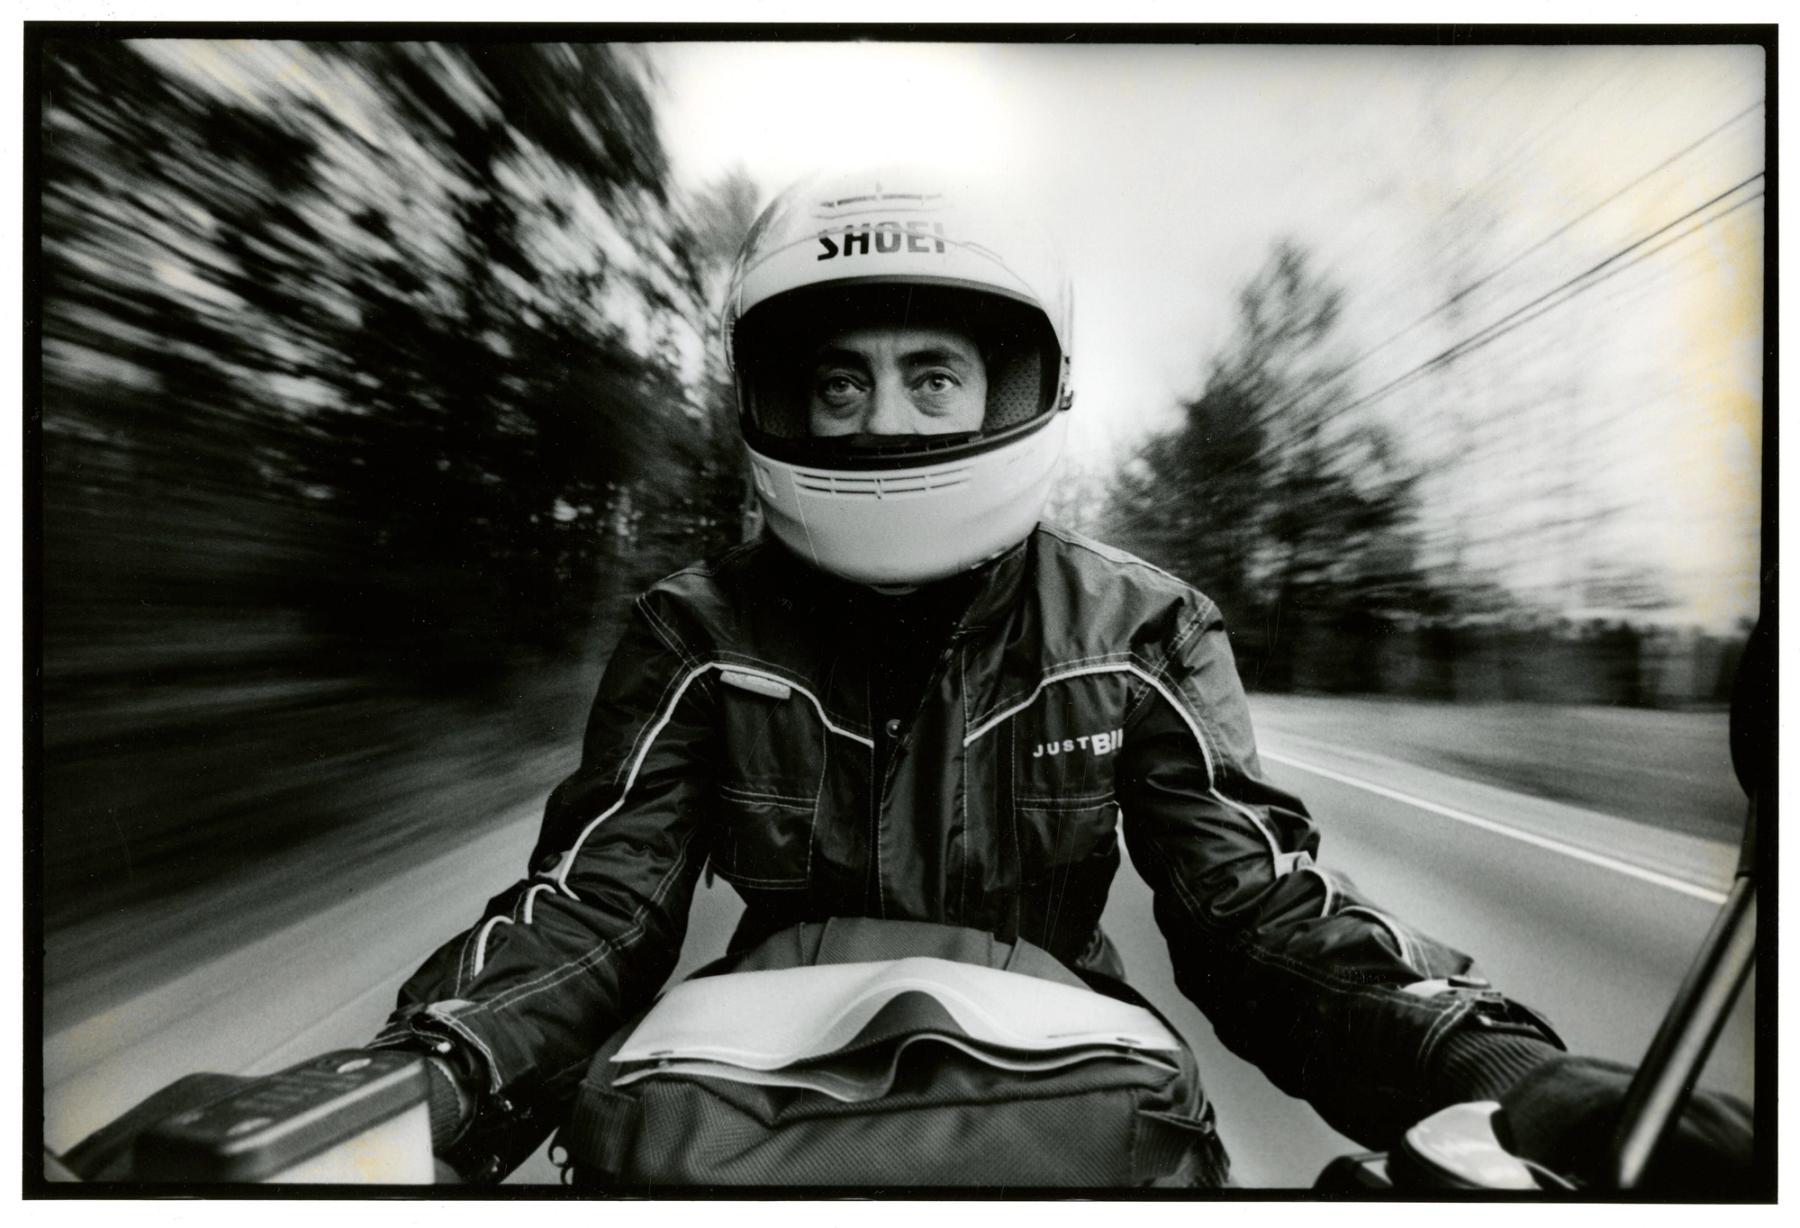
[610,955,1181,1070]
[612,988,1180,1103]
[558,919,1228,1188]
[718,916,1084,983]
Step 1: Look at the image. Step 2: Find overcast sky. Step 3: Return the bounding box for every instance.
[647,41,1765,628]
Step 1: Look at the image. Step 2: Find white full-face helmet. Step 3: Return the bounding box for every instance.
[723,166,1073,587]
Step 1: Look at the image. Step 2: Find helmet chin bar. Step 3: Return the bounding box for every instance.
[746,413,1069,587]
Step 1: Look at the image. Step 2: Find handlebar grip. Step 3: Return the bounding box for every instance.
[57,1051,433,1184]
[61,1071,254,1181]
[1391,1101,1544,1191]
[134,1050,432,1183]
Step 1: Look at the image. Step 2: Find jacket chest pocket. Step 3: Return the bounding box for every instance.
[1015,730,1119,880]
[711,670,827,891]
[1005,674,1132,883]
[1015,793,1119,885]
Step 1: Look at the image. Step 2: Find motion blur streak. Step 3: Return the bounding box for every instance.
[39,39,757,1027]
[35,38,1760,1172]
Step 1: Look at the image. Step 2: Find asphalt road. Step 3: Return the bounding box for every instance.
[41,710,1752,1188]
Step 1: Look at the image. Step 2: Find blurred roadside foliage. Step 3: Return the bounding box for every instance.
[1101,243,1435,689]
[1097,242,1745,703]
[38,39,754,946]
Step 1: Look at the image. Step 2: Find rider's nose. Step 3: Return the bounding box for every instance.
[863,378,915,435]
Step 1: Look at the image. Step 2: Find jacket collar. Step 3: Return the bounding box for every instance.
[952,537,1030,637]
[760,531,1032,640]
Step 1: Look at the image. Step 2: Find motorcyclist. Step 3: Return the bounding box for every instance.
[365,166,1748,1190]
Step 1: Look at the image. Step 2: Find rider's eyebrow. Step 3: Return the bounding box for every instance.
[810,338,980,373]
[898,346,977,372]
[811,345,872,370]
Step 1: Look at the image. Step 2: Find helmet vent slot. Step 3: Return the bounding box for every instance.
[793,467,973,498]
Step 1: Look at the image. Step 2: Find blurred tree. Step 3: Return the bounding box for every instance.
[1100,241,1435,690]
[623,165,766,583]
[35,37,750,936]
[41,39,737,683]
[1042,453,1109,535]
[687,165,763,273]
[1578,559,1679,614]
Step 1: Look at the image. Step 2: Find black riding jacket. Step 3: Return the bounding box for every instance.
[375,524,1558,1174]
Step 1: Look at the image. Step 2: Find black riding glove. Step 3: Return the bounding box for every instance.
[1493,1054,1754,1196]
[421,1054,476,1150]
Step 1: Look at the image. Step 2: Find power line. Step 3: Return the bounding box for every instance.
[1400,243,1729,431]
[1384,52,1650,303]
[1110,174,1764,533]
[1322,179,1764,425]
[1103,96,1766,537]
[1388,97,1763,348]
[1174,99,1766,464]
[1232,179,1762,487]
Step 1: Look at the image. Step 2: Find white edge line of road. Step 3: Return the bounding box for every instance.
[1261,749,1730,905]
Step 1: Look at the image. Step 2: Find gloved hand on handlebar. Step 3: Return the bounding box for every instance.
[418,1053,478,1151]
[53,1051,468,1184]
[1493,1054,1754,1195]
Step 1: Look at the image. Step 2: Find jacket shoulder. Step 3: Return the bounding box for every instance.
[1031,523,1220,620]
[1024,523,1223,676]
[641,538,767,602]
[634,538,796,658]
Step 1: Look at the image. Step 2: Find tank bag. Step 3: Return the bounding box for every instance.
[558,917,1229,1188]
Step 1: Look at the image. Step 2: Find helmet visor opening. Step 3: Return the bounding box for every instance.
[734,283,1061,463]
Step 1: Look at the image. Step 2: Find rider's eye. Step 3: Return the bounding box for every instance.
[814,374,864,406]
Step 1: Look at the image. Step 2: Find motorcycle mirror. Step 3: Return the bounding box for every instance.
[1608,599,1768,1189]
[1727,612,1770,879]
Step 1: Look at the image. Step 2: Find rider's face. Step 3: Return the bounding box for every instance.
[807,325,987,437]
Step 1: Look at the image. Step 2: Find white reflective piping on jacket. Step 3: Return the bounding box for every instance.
[468,662,869,977]
[1341,904,1421,972]
[1308,861,1421,966]
[1305,863,1336,914]
[470,882,555,975]
[550,663,871,896]
[1300,858,1419,967]
[965,664,1172,752]
[962,661,1284,867]
[471,914,512,977]
[520,882,555,925]
[1206,787,1284,867]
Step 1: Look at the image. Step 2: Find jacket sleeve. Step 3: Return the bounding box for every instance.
[370,590,716,1176]
[1117,594,1561,1148]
